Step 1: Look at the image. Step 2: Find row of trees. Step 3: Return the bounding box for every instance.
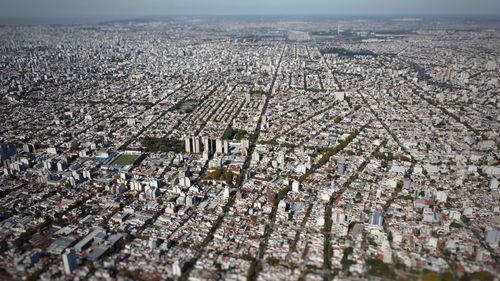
[299,128,364,182]
[374,151,411,162]
[319,47,377,57]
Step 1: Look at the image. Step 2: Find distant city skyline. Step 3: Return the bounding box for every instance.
[1,0,500,24]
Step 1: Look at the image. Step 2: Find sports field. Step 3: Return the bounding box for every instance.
[111,154,139,166]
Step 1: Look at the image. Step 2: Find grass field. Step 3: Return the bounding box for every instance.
[111,154,140,166]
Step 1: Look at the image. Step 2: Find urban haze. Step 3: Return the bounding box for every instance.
[0,1,499,281]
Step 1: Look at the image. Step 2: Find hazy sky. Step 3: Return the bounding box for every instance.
[1,0,499,23]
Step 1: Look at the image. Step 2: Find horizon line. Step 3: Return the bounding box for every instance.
[1,13,499,26]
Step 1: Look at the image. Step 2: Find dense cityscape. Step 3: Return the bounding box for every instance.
[0,15,499,281]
